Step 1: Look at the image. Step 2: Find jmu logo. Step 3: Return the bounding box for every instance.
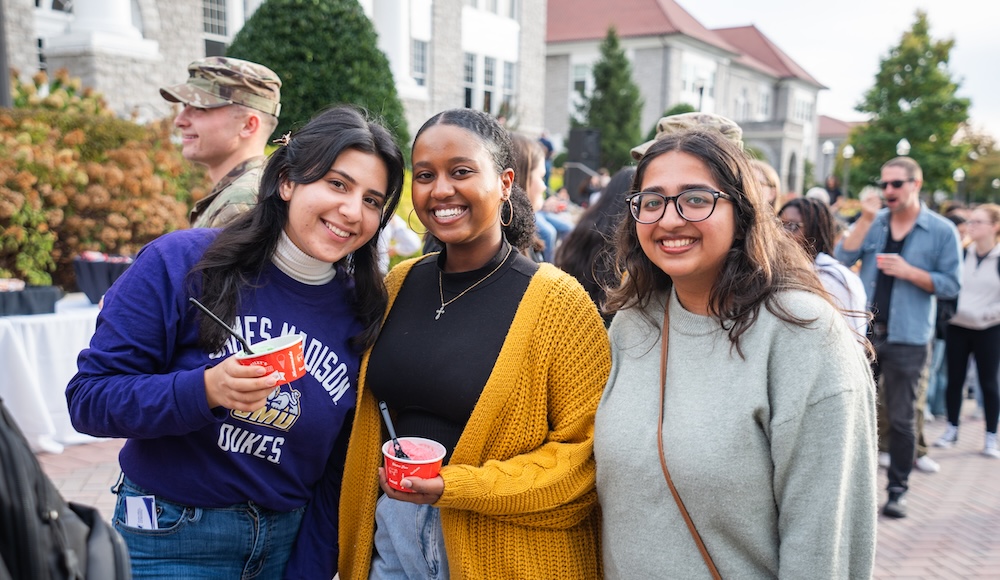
[230,386,302,431]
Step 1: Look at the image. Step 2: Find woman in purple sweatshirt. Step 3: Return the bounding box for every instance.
[67,105,404,580]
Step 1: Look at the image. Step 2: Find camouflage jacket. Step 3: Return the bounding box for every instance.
[189,156,266,228]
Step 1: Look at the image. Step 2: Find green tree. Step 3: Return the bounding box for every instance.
[849,10,969,195]
[227,0,410,157]
[642,102,696,142]
[959,128,1000,204]
[574,27,643,172]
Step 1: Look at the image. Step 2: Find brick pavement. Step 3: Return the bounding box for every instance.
[36,403,1000,578]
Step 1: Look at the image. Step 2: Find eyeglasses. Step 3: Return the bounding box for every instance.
[626,189,734,224]
[876,178,915,190]
[967,219,993,226]
[781,220,804,233]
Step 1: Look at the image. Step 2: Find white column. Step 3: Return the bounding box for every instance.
[45,0,158,58]
[373,0,420,97]
[71,0,141,38]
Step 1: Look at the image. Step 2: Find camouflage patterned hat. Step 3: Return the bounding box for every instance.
[160,57,282,117]
[631,112,743,160]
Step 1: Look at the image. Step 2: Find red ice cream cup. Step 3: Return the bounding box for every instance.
[234,334,307,387]
[382,436,447,493]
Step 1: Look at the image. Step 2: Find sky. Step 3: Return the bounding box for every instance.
[680,0,1000,140]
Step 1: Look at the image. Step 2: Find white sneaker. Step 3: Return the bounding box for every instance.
[924,408,935,422]
[914,455,941,473]
[983,433,1000,459]
[878,452,890,469]
[934,424,959,448]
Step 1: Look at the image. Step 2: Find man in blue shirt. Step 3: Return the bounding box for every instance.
[836,156,962,519]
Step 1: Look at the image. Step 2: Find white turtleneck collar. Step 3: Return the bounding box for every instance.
[272,230,337,285]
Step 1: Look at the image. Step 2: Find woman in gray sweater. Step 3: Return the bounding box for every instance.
[594,129,878,578]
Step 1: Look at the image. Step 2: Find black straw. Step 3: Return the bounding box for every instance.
[378,401,410,459]
[188,297,254,355]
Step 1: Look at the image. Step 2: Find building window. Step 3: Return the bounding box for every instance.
[501,61,516,117]
[203,0,228,36]
[36,38,46,72]
[464,53,477,109]
[464,0,477,7]
[205,39,226,57]
[412,39,428,87]
[508,0,518,18]
[758,89,771,119]
[37,0,72,11]
[486,0,498,12]
[572,64,589,96]
[483,57,495,88]
[737,88,750,121]
[483,57,496,114]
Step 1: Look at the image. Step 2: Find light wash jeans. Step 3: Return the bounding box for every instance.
[370,495,449,580]
[113,476,304,579]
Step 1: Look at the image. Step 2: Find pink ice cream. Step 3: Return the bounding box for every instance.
[398,439,441,461]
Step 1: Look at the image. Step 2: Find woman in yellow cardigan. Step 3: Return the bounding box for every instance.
[338,108,610,579]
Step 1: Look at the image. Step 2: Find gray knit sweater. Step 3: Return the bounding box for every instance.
[595,289,877,579]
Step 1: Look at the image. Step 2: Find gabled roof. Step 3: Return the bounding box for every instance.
[713,25,825,88]
[547,0,737,54]
[819,115,865,138]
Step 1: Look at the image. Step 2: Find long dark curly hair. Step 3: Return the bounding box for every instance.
[605,129,832,357]
[189,105,405,353]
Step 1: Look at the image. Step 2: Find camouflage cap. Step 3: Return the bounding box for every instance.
[631,112,743,160]
[160,57,282,117]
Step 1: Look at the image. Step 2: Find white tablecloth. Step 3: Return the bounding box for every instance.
[0,293,101,453]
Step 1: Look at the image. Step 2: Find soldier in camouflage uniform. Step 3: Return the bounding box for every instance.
[161,57,282,228]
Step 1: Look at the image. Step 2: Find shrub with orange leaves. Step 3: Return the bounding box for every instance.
[0,70,210,287]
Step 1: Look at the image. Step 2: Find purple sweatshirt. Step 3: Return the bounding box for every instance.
[67,228,359,578]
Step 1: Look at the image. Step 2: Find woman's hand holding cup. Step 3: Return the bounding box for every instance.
[204,356,279,412]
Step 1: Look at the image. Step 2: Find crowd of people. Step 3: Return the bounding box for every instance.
[61,55,1000,579]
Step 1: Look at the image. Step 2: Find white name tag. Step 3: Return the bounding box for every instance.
[125,495,158,529]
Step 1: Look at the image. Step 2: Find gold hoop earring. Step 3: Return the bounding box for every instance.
[500,196,514,227]
[407,208,427,235]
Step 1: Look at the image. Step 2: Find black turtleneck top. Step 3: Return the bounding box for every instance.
[366,241,538,462]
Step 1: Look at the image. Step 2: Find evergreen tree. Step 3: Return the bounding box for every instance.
[958,128,1000,204]
[850,10,969,195]
[227,0,410,156]
[574,27,643,172]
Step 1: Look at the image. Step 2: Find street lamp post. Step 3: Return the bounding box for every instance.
[896,138,911,156]
[822,140,834,183]
[992,178,1000,203]
[842,144,854,199]
[953,168,966,205]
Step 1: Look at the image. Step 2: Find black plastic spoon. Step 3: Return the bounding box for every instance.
[188,297,254,355]
[378,401,409,459]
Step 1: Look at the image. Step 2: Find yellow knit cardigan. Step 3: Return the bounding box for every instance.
[338,259,610,580]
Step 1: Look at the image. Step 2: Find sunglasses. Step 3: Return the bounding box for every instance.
[876,178,915,190]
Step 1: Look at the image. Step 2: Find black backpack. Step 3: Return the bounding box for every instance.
[0,398,131,580]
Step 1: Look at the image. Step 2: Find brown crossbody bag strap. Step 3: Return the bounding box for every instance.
[657,305,722,579]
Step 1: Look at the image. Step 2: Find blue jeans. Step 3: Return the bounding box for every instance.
[113,476,305,579]
[926,338,948,416]
[370,495,449,580]
[534,214,557,263]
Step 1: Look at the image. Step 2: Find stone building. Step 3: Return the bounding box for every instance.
[3,0,548,136]
[545,0,825,194]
